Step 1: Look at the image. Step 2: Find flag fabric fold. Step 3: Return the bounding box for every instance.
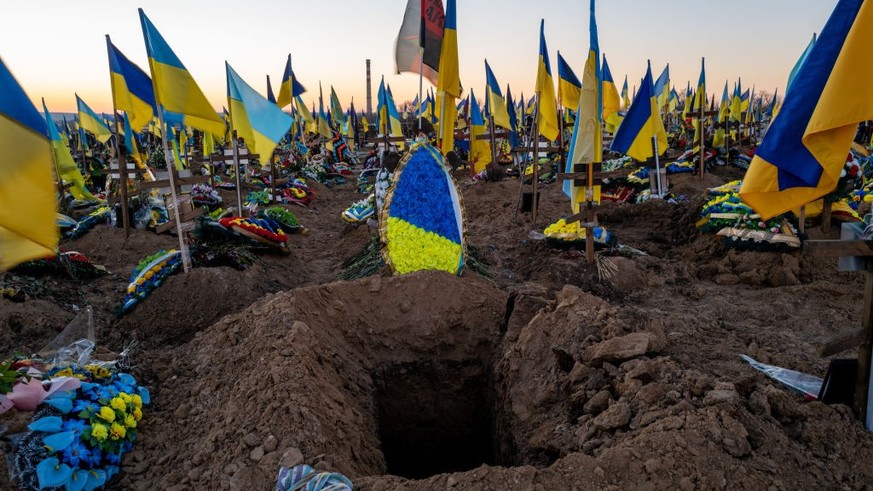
[435,0,459,155]
[106,36,156,132]
[76,95,112,144]
[43,99,93,200]
[0,56,57,270]
[740,0,873,219]
[469,89,491,172]
[485,60,511,129]
[557,52,582,111]
[277,54,307,108]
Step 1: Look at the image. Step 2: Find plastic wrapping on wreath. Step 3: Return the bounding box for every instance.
[37,307,95,367]
[740,354,822,399]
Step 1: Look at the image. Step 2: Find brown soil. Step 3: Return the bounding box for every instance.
[2,169,873,490]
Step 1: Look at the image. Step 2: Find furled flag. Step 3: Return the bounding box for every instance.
[0,56,57,270]
[621,76,630,110]
[740,0,873,219]
[395,0,445,86]
[295,95,316,134]
[535,20,559,141]
[693,58,706,111]
[226,62,294,159]
[76,95,112,144]
[277,54,307,108]
[557,52,582,111]
[713,81,730,148]
[506,84,520,148]
[485,60,511,129]
[435,0,460,155]
[42,99,93,200]
[565,0,603,207]
[139,9,224,136]
[266,75,276,104]
[610,61,667,162]
[106,35,156,132]
[469,89,491,172]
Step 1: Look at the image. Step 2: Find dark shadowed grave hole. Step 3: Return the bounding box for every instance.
[373,358,504,479]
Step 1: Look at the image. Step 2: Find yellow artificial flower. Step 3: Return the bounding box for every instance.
[131,394,143,409]
[91,424,109,441]
[98,406,116,423]
[53,368,73,378]
[119,393,132,404]
[124,415,137,429]
[110,422,126,440]
[133,407,143,421]
[110,397,126,412]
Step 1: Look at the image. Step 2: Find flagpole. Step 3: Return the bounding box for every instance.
[652,136,663,198]
[155,103,191,273]
[418,50,424,132]
[232,129,244,217]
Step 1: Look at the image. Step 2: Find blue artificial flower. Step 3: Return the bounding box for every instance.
[44,390,75,414]
[105,450,122,465]
[79,382,102,401]
[62,419,88,435]
[73,399,98,419]
[36,457,73,489]
[138,386,151,405]
[61,439,92,468]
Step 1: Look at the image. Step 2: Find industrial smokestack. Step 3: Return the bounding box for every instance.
[366,59,372,118]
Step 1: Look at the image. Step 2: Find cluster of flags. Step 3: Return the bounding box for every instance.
[3,0,873,270]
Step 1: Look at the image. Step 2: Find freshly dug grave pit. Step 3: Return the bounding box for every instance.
[125,271,524,488]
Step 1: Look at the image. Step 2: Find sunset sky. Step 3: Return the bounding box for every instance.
[0,0,837,115]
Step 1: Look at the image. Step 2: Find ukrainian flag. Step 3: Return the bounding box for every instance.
[485,60,511,130]
[469,89,491,172]
[139,9,224,137]
[741,0,873,219]
[76,95,112,144]
[106,36,156,132]
[653,64,670,111]
[535,20,559,142]
[0,56,57,270]
[266,75,276,104]
[621,76,630,111]
[565,0,603,208]
[602,55,622,133]
[276,54,307,108]
[436,0,460,155]
[42,99,93,200]
[713,81,729,148]
[384,84,405,149]
[693,58,706,111]
[123,112,147,170]
[295,96,316,134]
[506,85,520,148]
[610,62,667,162]
[226,62,294,159]
[557,52,582,111]
[330,86,346,125]
[730,80,743,122]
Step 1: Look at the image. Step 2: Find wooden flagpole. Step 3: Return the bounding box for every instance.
[155,104,191,273]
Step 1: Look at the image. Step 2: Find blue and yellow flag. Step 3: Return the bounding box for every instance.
[277,54,307,108]
[505,84,520,148]
[621,76,630,110]
[557,52,582,110]
[565,0,603,207]
[730,80,743,122]
[385,84,404,148]
[713,81,730,148]
[602,55,622,133]
[535,20,559,141]
[139,9,224,136]
[107,36,156,132]
[295,96,316,134]
[741,0,873,219]
[226,62,294,159]
[469,89,491,172]
[330,86,346,125]
[610,62,667,162]
[436,0,460,155]
[485,60,511,130]
[122,112,147,169]
[653,64,670,111]
[693,58,706,111]
[0,57,57,270]
[266,75,276,104]
[42,99,93,200]
[76,95,112,144]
